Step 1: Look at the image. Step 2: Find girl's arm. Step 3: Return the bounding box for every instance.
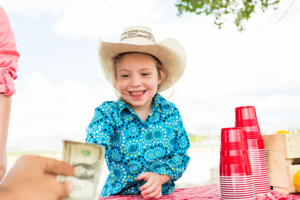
[85,102,116,149]
[150,107,191,182]
[138,106,190,199]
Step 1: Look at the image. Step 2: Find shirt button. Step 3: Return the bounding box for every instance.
[5,70,8,74]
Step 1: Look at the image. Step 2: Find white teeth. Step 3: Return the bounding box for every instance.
[130,91,144,95]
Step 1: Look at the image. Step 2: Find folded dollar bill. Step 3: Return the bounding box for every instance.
[57,140,105,200]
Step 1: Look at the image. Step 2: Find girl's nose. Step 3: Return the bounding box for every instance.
[130,75,142,87]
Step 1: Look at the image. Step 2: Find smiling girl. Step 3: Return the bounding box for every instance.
[86,26,190,199]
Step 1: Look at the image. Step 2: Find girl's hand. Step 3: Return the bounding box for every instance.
[137,172,162,199]
[137,172,171,199]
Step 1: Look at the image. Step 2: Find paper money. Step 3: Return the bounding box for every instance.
[57,140,105,200]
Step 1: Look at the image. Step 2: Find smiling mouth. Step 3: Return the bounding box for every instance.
[129,90,146,96]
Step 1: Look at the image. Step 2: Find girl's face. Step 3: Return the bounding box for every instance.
[117,53,162,110]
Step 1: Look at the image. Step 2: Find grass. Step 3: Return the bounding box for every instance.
[188,134,220,142]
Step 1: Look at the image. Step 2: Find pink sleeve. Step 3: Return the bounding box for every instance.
[0,6,20,96]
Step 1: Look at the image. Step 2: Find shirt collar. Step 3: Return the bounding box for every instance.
[153,93,171,112]
[116,93,170,117]
[116,99,131,117]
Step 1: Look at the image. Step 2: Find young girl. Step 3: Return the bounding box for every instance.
[86,26,190,199]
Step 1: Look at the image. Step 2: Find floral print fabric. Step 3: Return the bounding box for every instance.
[86,93,190,197]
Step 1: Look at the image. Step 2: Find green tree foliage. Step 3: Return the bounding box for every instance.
[176,0,280,31]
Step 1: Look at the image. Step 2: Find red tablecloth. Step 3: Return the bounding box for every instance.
[99,184,300,200]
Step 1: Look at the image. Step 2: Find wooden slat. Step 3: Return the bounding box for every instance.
[266,150,286,171]
[285,158,300,166]
[286,165,300,193]
[263,134,300,194]
[269,168,288,188]
[273,187,289,194]
[284,134,300,159]
[286,159,293,166]
[262,134,284,151]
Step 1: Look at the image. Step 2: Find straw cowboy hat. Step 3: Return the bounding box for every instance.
[98,25,187,93]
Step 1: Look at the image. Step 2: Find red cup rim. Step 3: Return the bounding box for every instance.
[221,193,256,195]
[235,106,255,109]
[221,196,256,198]
[254,186,270,187]
[220,189,255,192]
[220,175,253,177]
[220,195,256,198]
[249,160,268,162]
[221,193,256,196]
[220,191,256,194]
[220,185,255,188]
[219,179,254,181]
[221,127,244,131]
[220,180,255,183]
[220,183,255,186]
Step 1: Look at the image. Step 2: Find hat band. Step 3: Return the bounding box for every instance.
[119,30,156,43]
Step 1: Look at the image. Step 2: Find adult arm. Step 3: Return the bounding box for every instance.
[0,7,20,181]
[0,155,74,200]
[0,94,11,181]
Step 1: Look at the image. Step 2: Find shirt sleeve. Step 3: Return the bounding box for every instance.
[0,7,20,96]
[150,106,190,182]
[85,102,116,151]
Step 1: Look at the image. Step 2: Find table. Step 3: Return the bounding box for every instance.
[99,184,300,200]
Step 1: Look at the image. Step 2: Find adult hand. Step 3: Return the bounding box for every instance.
[137,172,163,199]
[0,149,7,182]
[0,155,75,200]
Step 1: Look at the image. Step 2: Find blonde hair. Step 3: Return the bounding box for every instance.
[109,52,175,97]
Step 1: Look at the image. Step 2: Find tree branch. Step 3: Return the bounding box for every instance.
[272,0,296,26]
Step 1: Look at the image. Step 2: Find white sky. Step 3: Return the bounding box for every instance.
[1,0,300,143]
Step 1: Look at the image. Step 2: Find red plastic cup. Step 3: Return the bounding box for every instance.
[235,119,258,126]
[246,138,265,150]
[221,141,248,150]
[221,150,249,157]
[235,106,258,121]
[221,128,247,143]
[235,106,263,143]
[219,164,252,176]
[244,132,263,140]
[220,156,249,165]
[237,126,262,139]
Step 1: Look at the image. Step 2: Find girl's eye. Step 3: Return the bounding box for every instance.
[122,75,129,78]
[142,73,149,76]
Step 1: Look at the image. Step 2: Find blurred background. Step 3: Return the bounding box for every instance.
[1,0,300,189]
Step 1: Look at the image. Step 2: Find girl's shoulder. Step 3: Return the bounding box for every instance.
[156,94,177,110]
[94,101,118,113]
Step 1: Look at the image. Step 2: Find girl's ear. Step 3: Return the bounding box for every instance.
[158,68,167,84]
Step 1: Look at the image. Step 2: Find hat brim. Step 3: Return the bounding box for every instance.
[98,38,187,93]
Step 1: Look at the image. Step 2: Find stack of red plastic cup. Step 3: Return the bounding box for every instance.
[219,127,255,200]
[235,106,270,194]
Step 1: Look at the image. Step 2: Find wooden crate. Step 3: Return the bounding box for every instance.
[262,133,300,194]
[210,166,220,184]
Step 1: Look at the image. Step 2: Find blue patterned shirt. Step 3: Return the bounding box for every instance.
[85,93,190,197]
